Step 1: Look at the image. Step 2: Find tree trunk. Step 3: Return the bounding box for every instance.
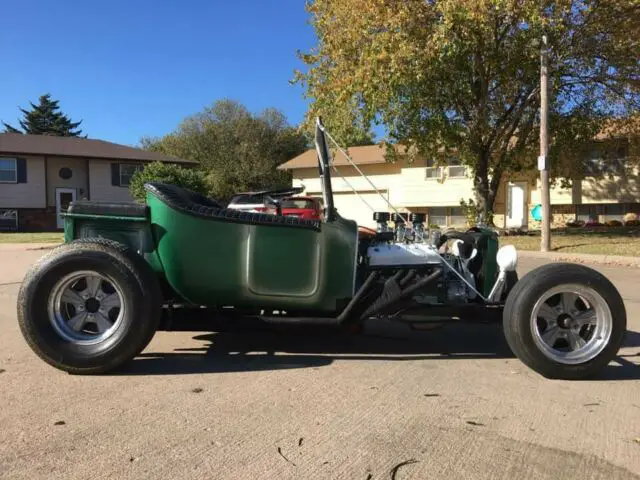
[472,151,502,226]
[473,152,491,224]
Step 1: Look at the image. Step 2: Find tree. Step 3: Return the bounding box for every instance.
[2,94,84,136]
[294,0,640,221]
[129,162,209,203]
[140,99,309,202]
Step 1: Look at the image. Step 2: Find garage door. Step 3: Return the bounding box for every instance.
[333,191,391,228]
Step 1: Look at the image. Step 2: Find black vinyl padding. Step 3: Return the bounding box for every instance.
[67,200,149,218]
[144,182,321,231]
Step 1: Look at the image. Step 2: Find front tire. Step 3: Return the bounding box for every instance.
[17,239,162,374]
[503,263,626,380]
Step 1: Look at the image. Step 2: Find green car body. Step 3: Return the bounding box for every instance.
[64,184,361,313]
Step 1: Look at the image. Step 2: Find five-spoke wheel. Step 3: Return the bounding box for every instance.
[504,263,626,380]
[530,286,612,365]
[17,239,161,374]
[49,271,126,344]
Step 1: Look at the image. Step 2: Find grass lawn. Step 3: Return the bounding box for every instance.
[500,232,640,257]
[0,232,64,244]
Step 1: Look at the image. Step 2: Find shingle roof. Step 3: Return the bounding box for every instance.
[278,144,407,170]
[0,133,195,164]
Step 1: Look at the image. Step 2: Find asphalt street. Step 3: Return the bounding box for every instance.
[0,246,638,479]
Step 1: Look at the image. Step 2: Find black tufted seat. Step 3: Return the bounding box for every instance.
[144,182,321,231]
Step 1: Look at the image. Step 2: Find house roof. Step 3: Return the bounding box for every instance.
[278,144,408,170]
[0,133,195,164]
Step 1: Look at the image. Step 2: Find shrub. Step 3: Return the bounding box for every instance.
[565,218,585,228]
[129,162,209,203]
[605,219,623,227]
[624,212,638,223]
[459,198,493,226]
[625,219,640,227]
[584,220,604,227]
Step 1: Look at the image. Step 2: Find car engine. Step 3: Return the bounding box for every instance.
[362,212,480,306]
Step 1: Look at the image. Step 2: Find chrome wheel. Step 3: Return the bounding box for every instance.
[530,284,613,365]
[47,270,126,345]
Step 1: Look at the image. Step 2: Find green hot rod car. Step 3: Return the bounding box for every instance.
[17,119,626,379]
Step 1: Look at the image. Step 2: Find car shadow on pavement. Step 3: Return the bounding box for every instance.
[622,329,640,348]
[115,324,640,380]
[584,330,640,381]
[117,322,516,376]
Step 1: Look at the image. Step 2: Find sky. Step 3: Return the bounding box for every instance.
[0,0,317,146]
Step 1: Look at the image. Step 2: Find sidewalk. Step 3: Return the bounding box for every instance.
[0,243,61,252]
[518,249,640,268]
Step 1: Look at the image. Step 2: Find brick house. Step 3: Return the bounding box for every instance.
[0,133,194,231]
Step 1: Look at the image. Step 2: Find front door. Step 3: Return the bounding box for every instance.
[506,182,527,228]
[56,188,76,229]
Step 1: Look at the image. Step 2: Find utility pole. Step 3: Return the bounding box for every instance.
[539,34,551,252]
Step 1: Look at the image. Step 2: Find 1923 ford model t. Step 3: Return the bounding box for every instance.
[17,118,626,379]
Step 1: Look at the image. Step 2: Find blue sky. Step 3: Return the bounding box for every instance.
[0,0,317,146]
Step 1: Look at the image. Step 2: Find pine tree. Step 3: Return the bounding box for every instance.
[2,94,84,137]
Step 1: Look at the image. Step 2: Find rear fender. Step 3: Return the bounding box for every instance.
[63,201,164,275]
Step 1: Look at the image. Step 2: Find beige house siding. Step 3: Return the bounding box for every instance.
[0,155,46,208]
[398,165,475,207]
[88,160,136,203]
[292,163,478,208]
[530,175,640,206]
[292,164,401,199]
[46,157,89,206]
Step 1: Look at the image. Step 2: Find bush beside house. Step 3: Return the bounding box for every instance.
[129,162,208,203]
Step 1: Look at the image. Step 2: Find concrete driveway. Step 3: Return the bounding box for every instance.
[0,246,638,480]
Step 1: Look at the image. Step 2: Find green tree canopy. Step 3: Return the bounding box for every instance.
[294,0,640,219]
[129,161,208,203]
[140,99,309,202]
[2,94,84,137]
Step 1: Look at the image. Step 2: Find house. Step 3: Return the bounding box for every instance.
[278,129,640,230]
[0,133,195,231]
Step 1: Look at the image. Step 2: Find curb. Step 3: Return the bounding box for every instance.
[518,250,640,268]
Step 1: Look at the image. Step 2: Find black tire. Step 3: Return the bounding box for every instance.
[17,238,162,374]
[503,263,626,380]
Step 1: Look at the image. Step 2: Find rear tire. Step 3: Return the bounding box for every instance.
[17,239,162,374]
[503,263,626,380]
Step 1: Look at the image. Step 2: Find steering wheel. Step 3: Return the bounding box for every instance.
[263,195,283,216]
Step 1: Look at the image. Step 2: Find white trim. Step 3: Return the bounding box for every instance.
[55,188,77,229]
[506,181,528,228]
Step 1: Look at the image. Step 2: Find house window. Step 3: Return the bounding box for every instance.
[576,205,598,222]
[449,206,466,226]
[0,158,17,183]
[425,158,442,179]
[119,164,144,186]
[428,207,448,226]
[585,142,627,176]
[602,204,624,222]
[425,157,466,179]
[0,209,18,231]
[447,156,466,178]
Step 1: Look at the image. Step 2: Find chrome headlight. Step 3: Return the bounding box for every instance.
[496,245,518,272]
